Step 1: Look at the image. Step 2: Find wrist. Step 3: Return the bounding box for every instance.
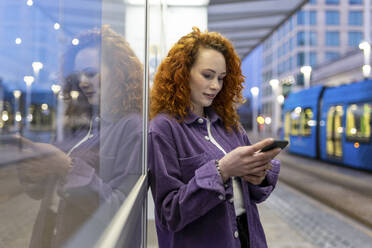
[215,159,229,182]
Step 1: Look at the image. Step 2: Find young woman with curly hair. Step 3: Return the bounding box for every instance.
[149,27,282,248]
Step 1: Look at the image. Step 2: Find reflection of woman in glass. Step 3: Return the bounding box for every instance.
[18,25,143,248]
[149,28,281,248]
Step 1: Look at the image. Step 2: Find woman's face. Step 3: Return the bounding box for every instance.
[189,48,226,116]
[74,47,100,105]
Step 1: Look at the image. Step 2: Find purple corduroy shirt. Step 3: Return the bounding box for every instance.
[148,108,280,248]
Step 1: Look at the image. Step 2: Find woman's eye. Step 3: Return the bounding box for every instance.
[218,77,224,82]
[203,74,212,79]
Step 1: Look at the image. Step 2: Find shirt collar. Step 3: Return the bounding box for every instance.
[183,107,222,125]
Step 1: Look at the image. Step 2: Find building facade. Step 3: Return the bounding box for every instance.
[261,0,370,133]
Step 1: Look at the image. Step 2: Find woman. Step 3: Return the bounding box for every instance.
[17,26,143,248]
[148,27,281,248]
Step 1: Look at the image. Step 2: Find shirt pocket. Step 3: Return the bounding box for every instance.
[178,152,208,183]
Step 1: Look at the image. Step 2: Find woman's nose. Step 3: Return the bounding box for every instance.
[79,75,91,88]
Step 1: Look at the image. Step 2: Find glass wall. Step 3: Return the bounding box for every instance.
[0,0,148,247]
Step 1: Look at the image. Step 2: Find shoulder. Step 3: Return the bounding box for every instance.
[149,113,179,134]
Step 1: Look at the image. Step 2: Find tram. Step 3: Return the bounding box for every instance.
[283,80,372,171]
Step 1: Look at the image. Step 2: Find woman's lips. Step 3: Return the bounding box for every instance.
[203,93,215,99]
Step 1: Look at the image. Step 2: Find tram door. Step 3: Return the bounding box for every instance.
[326,105,344,159]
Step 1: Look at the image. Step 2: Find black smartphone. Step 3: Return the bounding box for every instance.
[260,140,288,152]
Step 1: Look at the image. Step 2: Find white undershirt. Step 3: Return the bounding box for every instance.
[206,118,245,216]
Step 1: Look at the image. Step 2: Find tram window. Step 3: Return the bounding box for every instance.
[290,107,301,136]
[301,108,313,136]
[284,112,291,140]
[346,103,371,142]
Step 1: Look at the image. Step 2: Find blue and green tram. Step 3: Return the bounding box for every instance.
[283,80,372,171]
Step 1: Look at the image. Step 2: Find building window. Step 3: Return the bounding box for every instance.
[297,52,305,66]
[297,11,305,25]
[326,10,340,25]
[310,31,317,46]
[349,11,363,26]
[289,37,294,50]
[326,0,339,4]
[349,0,362,4]
[348,31,363,47]
[325,52,339,61]
[296,73,304,86]
[310,52,317,66]
[310,11,317,25]
[297,31,305,46]
[289,16,293,31]
[289,57,293,71]
[309,0,317,4]
[326,31,340,46]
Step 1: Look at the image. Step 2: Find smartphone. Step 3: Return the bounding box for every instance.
[260,140,288,152]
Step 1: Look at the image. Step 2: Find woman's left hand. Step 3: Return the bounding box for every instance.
[17,140,72,184]
[241,162,272,185]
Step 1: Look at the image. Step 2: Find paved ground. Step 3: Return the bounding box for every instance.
[147,180,372,248]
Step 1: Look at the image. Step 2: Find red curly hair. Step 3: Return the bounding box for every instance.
[150,27,245,131]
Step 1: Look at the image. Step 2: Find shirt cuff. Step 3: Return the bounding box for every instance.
[194,160,227,196]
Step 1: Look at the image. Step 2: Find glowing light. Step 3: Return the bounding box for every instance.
[319,120,325,126]
[15,112,22,122]
[51,84,61,94]
[23,76,34,86]
[307,120,316,126]
[2,111,9,122]
[27,114,33,122]
[354,142,360,149]
[15,38,22,45]
[300,66,312,75]
[72,38,79,46]
[13,90,21,98]
[54,23,60,30]
[26,0,33,6]
[265,117,272,125]
[337,127,343,133]
[295,107,302,114]
[363,64,371,78]
[41,104,48,110]
[277,95,284,104]
[350,128,357,135]
[250,87,259,97]
[269,79,279,89]
[359,41,370,51]
[32,62,43,74]
[257,116,265,125]
[70,90,79,100]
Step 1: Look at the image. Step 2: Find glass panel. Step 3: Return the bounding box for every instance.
[346,103,372,142]
[301,108,313,136]
[290,107,301,136]
[334,106,344,158]
[0,0,146,247]
[284,112,291,141]
[326,106,335,156]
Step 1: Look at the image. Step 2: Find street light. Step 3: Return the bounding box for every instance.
[359,41,371,78]
[32,62,43,77]
[13,90,22,133]
[24,76,34,131]
[51,84,62,141]
[250,86,259,137]
[269,79,280,137]
[300,65,312,89]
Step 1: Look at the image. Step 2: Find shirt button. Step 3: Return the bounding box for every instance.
[218,194,225,200]
[198,118,204,124]
[234,231,239,238]
[224,183,229,188]
[229,198,233,203]
[204,136,210,141]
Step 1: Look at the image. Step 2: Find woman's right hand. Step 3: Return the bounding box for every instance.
[218,138,281,182]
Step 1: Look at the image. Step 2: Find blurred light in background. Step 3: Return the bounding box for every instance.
[72,38,79,46]
[15,38,22,45]
[54,23,61,30]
